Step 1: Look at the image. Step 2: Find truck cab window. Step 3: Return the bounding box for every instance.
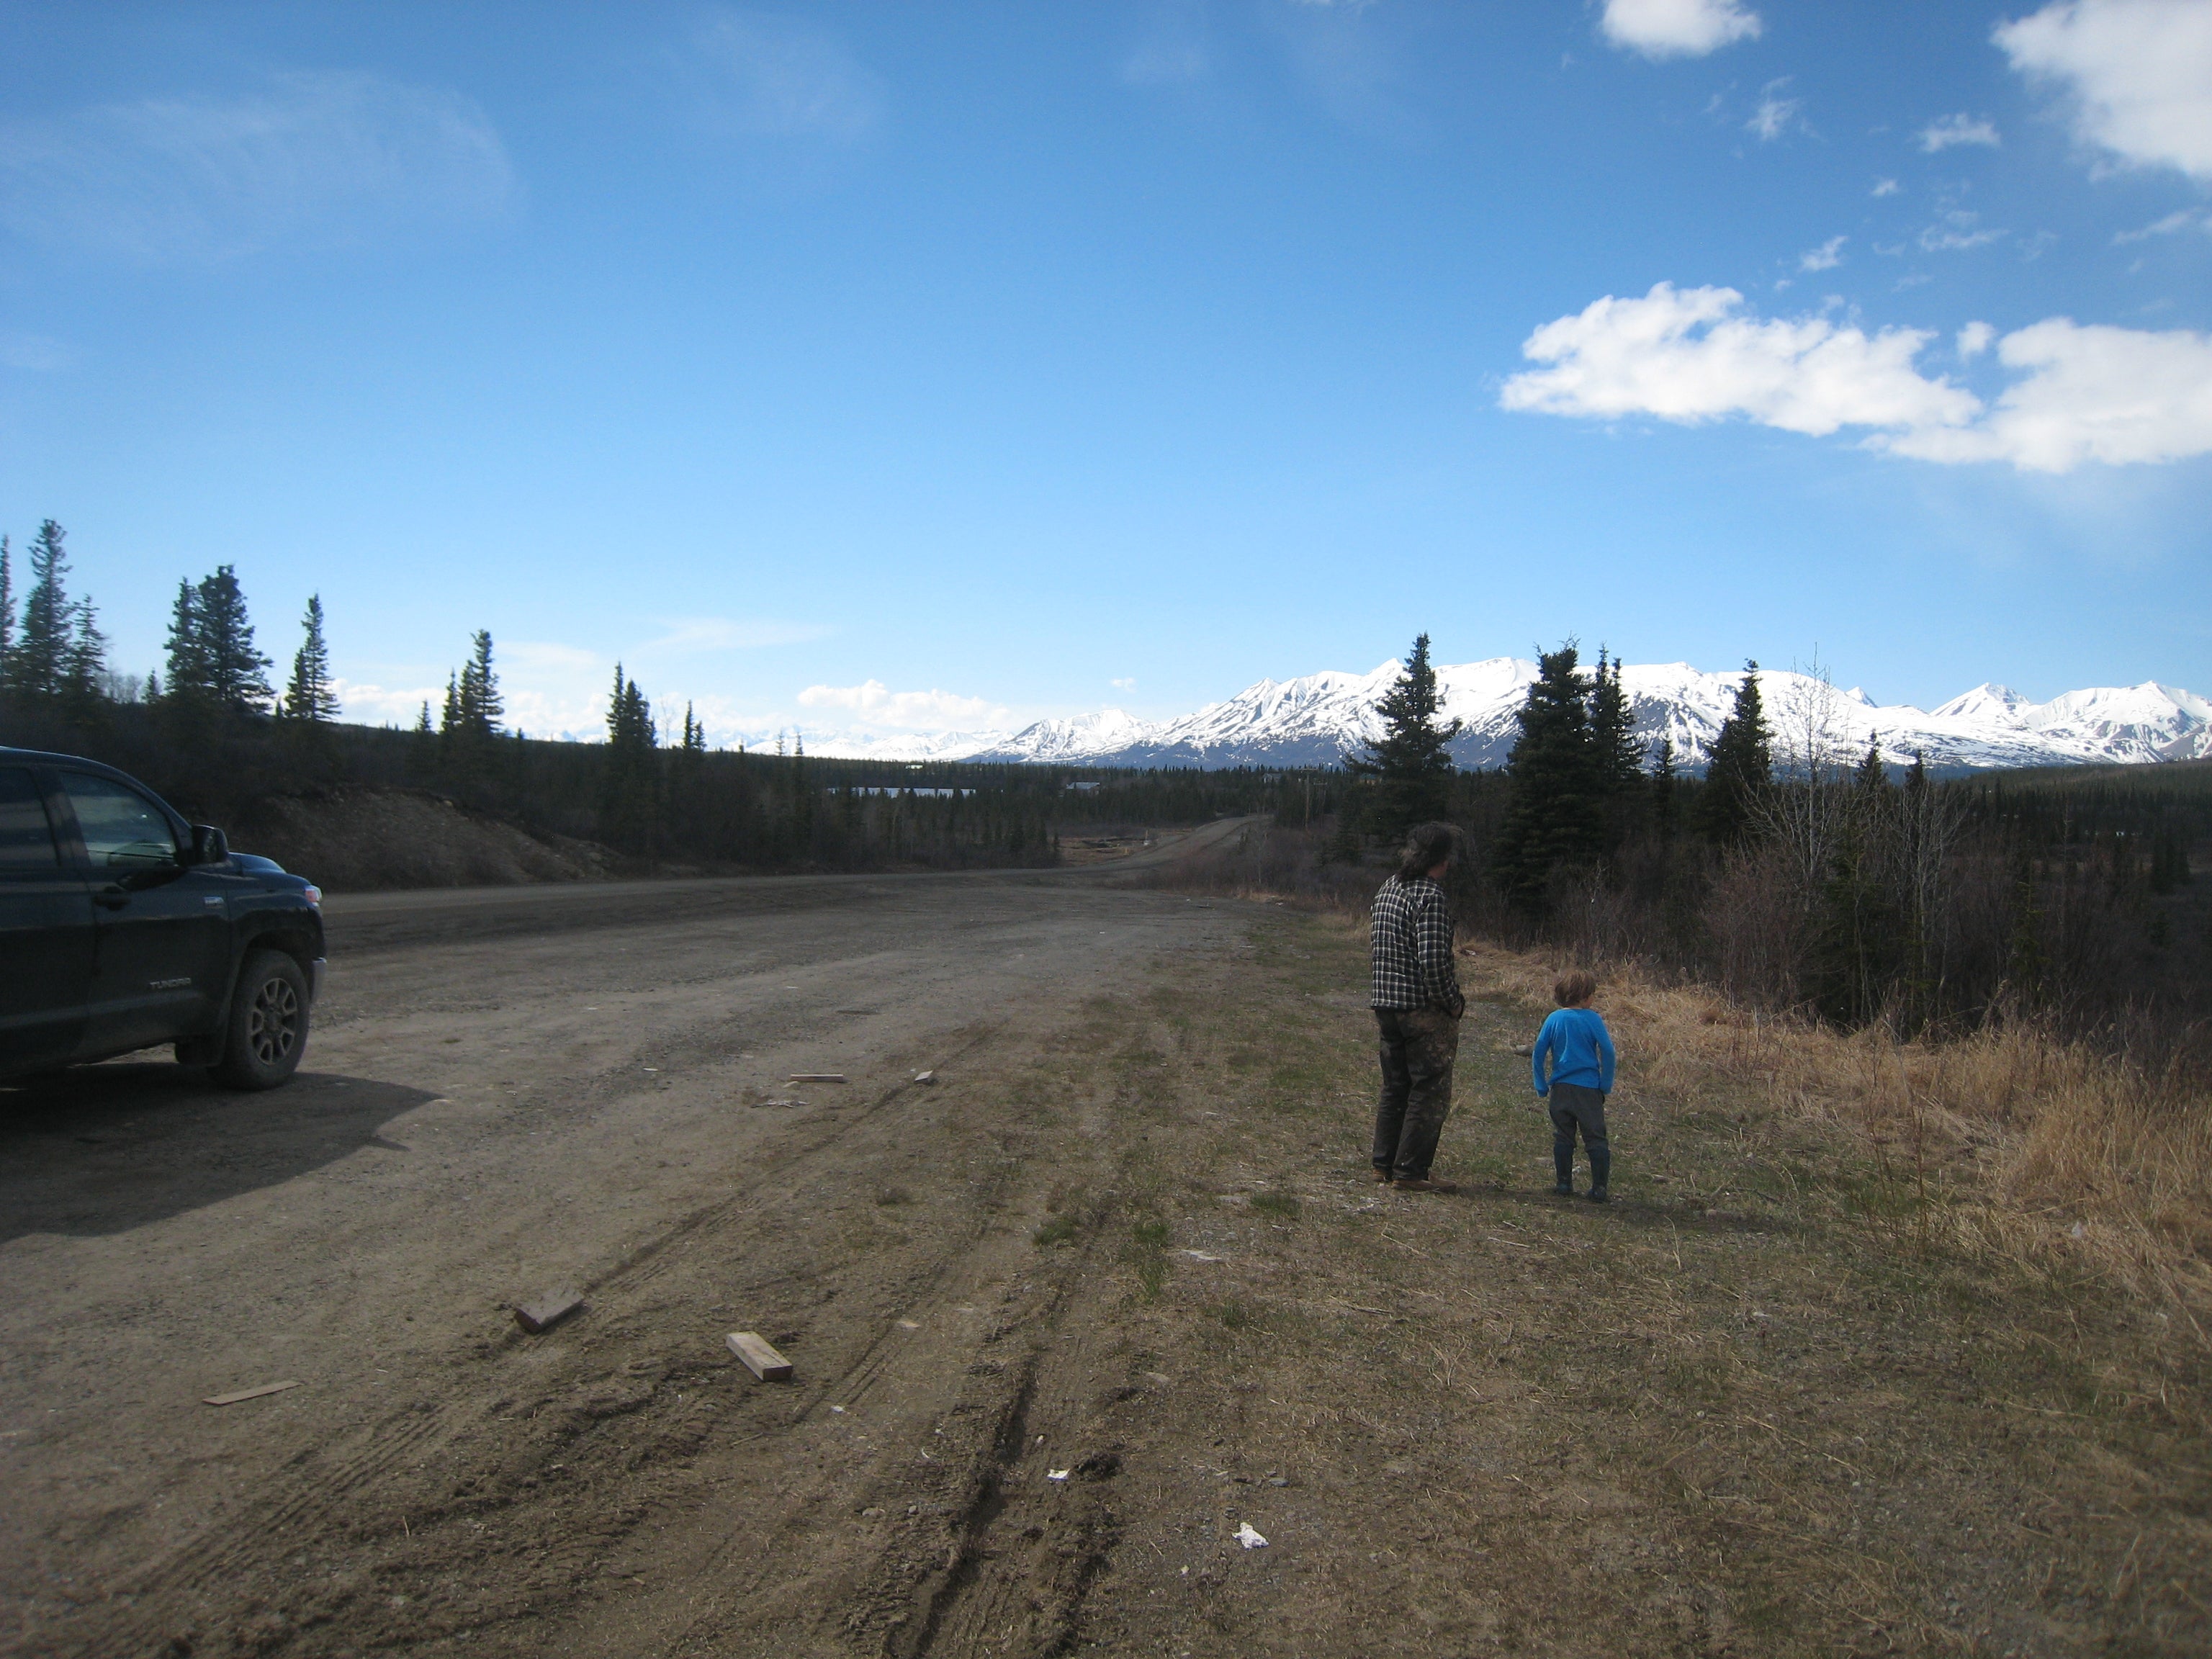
[60,773,179,873]
[0,768,61,869]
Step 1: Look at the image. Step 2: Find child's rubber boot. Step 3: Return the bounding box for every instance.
[1553,1145,1574,1197]
[1586,1147,1611,1204]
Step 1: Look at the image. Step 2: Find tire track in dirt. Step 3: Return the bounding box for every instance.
[60,1030,1002,1650]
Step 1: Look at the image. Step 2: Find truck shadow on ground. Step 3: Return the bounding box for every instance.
[0,1062,436,1243]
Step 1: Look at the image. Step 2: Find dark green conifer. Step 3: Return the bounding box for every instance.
[1691,660,1771,845]
[1855,742,1889,794]
[11,520,72,699]
[1588,648,1647,847]
[1491,643,1605,907]
[168,565,271,714]
[60,599,107,714]
[600,664,661,852]
[1650,736,1678,840]
[1346,632,1462,845]
[0,534,13,694]
[455,630,501,737]
[283,595,340,722]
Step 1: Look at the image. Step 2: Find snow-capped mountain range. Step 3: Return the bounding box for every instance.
[805,659,2212,774]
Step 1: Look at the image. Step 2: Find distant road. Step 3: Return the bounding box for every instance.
[317,814,1257,955]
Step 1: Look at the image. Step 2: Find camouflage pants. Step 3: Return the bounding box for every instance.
[1371,1007,1460,1182]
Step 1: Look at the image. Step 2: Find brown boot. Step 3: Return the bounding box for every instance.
[1392,1177,1460,1195]
[1371,1166,1393,1184]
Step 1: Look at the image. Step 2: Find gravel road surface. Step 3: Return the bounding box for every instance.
[1,844,1244,1658]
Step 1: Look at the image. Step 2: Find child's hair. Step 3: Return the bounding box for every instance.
[1554,969,1597,1007]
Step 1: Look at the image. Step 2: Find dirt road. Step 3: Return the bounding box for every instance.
[5,842,2203,1657]
[2,849,1247,1658]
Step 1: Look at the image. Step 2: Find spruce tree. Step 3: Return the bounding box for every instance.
[187,565,273,714]
[439,672,462,736]
[1588,648,1647,846]
[12,520,72,699]
[60,599,107,713]
[283,594,339,721]
[1491,643,1606,907]
[164,580,212,708]
[1345,632,1462,845]
[1691,660,1772,845]
[1855,742,1888,794]
[454,629,501,737]
[0,534,13,695]
[1650,736,1678,840]
[600,664,660,852]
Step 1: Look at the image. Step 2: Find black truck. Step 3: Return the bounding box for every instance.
[0,747,325,1089]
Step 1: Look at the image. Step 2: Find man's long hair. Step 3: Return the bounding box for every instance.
[1395,822,1459,883]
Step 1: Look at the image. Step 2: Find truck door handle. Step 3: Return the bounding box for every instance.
[94,886,130,909]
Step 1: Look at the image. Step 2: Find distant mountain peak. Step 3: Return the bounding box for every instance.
[807,660,2209,773]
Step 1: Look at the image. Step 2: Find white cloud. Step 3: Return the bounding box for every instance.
[1599,0,1763,58]
[1499,282,2212,472]
[695,10,884,142]
[643,616,833,654]
[0,71,513,261]
[1110,677,1138,691]
[1499,283,1977,436]
[1799,235,1848,271]
[2114,205,2211,238]
[1919,210,2008,251]
[1920,112,2002,150]
[1748,79,1804,140]
[1882,317,2212,469]
[796,680,1010,730]
[1959,320,1997,356]
[1995,0,2212,180]
[1872,176,1902,195]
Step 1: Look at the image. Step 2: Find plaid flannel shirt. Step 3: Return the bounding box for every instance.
[1369,875,1464,1015]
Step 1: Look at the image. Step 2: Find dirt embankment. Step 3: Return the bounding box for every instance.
[227,786,618,892]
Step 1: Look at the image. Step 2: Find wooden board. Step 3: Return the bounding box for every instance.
[202,1380,300,1407]
[513,1291,585,1335]
[726,1331,793,1382]
[788,1074,847,1083]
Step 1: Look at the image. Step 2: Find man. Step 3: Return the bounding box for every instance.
[1368,821,1465,1194]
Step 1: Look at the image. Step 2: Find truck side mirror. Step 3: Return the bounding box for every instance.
[189,824,230,866]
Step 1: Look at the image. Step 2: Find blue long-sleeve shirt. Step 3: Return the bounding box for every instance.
[1532,1007,1615,1095]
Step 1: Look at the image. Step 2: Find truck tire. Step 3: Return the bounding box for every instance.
[212,950,310,1091]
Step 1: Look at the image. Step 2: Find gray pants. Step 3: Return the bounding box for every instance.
[1548,1082,1609,1187]
[1372,1007,1459,1181]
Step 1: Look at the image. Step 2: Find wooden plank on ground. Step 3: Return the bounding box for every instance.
[788,1074,847,1083]
[202,1380,300,1407]
[513,1290,585,1334]
[727,1331,793,1381]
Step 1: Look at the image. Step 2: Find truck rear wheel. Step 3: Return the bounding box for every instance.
[212,950,310,1091]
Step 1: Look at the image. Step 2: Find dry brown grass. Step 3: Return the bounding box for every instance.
[1460,938,2212,1331]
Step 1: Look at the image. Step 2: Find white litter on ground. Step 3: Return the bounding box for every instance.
[1048,1468,1071,1481]
[1235,1522,1268,1549]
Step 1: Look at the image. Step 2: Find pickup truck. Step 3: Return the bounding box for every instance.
[0,746,325,1089]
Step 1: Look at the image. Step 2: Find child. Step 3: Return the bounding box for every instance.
[1532,969,1617,1202]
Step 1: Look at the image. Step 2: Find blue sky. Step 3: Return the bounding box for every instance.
[1,0,2208,746]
